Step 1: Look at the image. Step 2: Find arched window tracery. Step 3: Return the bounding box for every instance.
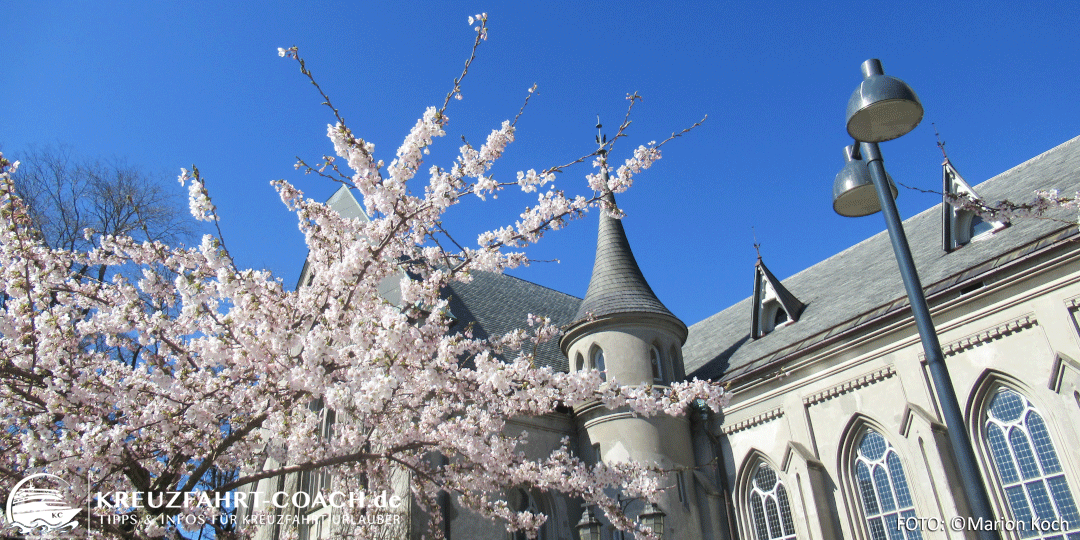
[852,428,921,540]
[747,463,796,540]
[982,388,1080,539]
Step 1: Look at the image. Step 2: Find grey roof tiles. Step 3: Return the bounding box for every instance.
[312,185,581,372]
[444,271,581,372]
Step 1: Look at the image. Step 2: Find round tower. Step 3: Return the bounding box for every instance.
[562,163,703,540]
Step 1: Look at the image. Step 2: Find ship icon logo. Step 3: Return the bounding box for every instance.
[4,473,80,534]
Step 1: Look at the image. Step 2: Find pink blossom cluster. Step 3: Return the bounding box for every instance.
[0,20,723,539]
[946,189,1080,225]
[179,167,218,222]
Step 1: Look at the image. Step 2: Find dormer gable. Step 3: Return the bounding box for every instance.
[943,158,1007,252]
[751,257,805,339]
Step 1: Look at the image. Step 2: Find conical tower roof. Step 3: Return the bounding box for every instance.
[572,192,681,325]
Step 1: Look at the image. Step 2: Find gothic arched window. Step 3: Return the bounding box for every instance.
[507,488,547,540]
[748,463,796,540]
[591,347,606,381]
[983,388,1080,539]
[853,429,921,540]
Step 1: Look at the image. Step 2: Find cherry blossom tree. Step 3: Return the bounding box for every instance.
[0,14,726,540]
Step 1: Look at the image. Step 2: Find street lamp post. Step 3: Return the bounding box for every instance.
[833,59,998,539]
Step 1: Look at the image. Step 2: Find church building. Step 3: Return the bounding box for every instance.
[246,134,1080,540]
[683,135,1080,540]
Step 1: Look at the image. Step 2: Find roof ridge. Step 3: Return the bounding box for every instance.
[973,134,1080,191]
[736,134,1080,301]
[683,134,1080,380]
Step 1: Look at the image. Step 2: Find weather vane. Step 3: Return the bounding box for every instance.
[752,226,762,261]
[933,122,948,161]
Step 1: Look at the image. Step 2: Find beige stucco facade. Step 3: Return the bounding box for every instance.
[715,238,1080,540]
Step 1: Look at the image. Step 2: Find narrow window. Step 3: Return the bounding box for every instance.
[592,348,606,381]
[298,405,336,540]
[983,388,1080,539]
[773,307,788,327]
[650,345,664,383]
[670,345,680,380]
[853,429,921,540]
[748,463,796,540]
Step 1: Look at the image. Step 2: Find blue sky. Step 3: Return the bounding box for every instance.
[4,1,1080,326]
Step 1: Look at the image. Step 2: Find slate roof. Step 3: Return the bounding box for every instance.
[684,135,1080,382]
[306,186,581,372]
[572,193,682,325]
[444,272,581,372]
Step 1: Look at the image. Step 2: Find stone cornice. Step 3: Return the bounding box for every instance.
[1065,295,1080,310]
[560,313,688,355]
[929,313,1037,359]
[722,407,783,435]
[803,365,896,406]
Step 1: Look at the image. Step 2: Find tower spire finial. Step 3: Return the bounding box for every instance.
[595,115,607,155]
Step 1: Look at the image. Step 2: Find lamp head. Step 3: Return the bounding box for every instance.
[833,144,897,217]
[576,507,602,540]
[846,59,923,142]
[639,502,666,538]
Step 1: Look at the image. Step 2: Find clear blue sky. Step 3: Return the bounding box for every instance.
[4,1,1079,326]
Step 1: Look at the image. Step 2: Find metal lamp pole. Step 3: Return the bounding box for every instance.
[837,59,999,539]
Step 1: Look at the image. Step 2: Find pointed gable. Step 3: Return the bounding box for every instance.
[325,184,370,222]
[751,257,804,339]
[942,158,1007,252]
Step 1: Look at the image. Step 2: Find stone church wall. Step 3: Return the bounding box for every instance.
[717,241,1080,540]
